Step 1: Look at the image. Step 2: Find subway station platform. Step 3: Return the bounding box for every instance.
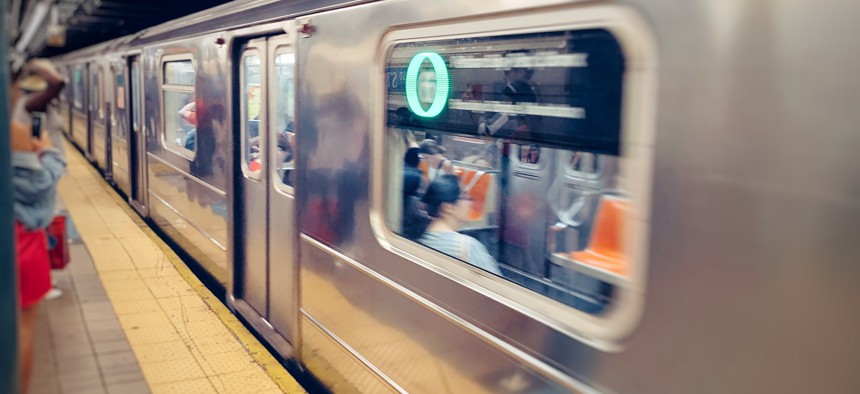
[29,141,305,394]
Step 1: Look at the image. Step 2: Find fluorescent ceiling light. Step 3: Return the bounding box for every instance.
[15,1,51,53]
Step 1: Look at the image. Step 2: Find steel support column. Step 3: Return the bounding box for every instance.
[0,4,21,393]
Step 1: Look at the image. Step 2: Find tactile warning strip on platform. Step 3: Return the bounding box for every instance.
[57,141,304,394]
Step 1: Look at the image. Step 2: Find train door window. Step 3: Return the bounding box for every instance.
[518,145,541,165]
[240,52,262,179]
[73,66,83,109]
[89,67,100,116]
[131,61,140,131]
[272,52,296,189]
[161,57,196,157]
[59,68,68,103]
[566,151,602,179]
[114,71,126,140]
[383,27,643,318]
[98,68,105,119]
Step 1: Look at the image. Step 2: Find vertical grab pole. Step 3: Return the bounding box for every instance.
[0,6,22,394]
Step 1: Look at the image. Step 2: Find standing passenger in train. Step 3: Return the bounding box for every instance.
[276,122,295,185]
[402,146,430,240]
[418,139,454,183]
[9,67,68,393]
[479,67,539,138]
[419,175,502,275]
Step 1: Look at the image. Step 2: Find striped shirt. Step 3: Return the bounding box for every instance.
[419,231,502,276]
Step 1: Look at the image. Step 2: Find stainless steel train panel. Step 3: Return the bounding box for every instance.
[300,238,578,393]
[143,34,231,285]
[146,159,229,284]
[266,30,300,347]
[592,1,860,392]
[300,311,398,394]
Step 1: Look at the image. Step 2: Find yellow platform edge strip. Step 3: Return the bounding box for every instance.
[67,144,304,394]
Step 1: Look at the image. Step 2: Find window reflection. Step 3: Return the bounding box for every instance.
[274,53,296,187]
[242,55,261,174]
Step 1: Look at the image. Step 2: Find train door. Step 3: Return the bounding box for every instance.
[128,56,148,215]
[110,60,131,198]
[88,62,108,171]
[233,33,299,355]
[501,145,555,279]
[71,64,90,157]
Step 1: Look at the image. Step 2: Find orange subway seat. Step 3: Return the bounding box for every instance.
[458,168,491,221]
[571,197,631,276]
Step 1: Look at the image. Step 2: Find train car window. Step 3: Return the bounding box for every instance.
[273,52,296,188]
[566,151,602,179]
[161,58,196,157]
[98,69,105,119]
[114,72,126,140]
[164,61,195,85]
[518,145,541,165]
[89,67,100,117]
[73,66,83,110]
[131,62,140,131]
[384,28,633,315]
[59,68,68,103]
[240,53,262,178]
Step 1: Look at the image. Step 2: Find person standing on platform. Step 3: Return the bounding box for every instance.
[12,59,67,301]
[9,63,68,394]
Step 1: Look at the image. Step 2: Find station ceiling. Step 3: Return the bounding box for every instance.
[8,0,236,58]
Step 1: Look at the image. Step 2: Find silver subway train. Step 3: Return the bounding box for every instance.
[52,0,860,392]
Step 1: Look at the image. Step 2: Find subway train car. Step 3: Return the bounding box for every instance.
[51,0,860,392]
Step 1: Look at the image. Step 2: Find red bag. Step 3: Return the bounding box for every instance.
[47,216,69,269]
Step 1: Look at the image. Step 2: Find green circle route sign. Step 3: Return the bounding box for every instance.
[405,52,450,118]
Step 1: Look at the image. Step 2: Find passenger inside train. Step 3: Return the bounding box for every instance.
[418,139,454,183]
[276,122,295,185]
[273,53,296,186]
[178,101,197,151]
[418,174,502,275]
[402,145,429,240]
